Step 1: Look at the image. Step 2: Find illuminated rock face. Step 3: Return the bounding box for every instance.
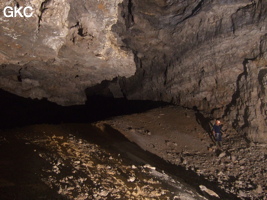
[0,0,135,105]
[1,0,267,142]
[114,0,267,143]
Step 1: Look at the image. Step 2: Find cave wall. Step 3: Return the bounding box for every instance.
[114,0,267,143]
[1,0,267,142]
[0,0,135,105]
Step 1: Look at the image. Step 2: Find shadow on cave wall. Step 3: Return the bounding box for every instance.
[193,106,215,144]
[0,89,168,129]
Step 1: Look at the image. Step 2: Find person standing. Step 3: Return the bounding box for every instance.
[212,120,223,148]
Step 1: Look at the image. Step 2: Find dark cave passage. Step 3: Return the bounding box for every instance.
[0,89,168,129]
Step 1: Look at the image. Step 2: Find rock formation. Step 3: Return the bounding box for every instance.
[1,0,267,142]
[0,0,136,105]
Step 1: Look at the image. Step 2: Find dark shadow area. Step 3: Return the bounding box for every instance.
[0,134,67,200]
[0,89,168,129]
[193,106,215,144]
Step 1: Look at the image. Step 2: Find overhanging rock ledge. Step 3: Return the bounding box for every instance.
[1,0,267,143]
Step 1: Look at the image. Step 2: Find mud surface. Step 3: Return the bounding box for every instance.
[102,106,267,199]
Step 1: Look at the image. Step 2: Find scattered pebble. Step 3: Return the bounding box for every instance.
[199,185,220,198]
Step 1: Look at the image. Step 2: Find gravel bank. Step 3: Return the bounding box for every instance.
[101,105,267,199]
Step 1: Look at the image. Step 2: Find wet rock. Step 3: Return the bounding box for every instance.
[127,176,136,182]
[182,158,188,165]
[199,185,220,198]
[238,190,248,198]
[143,164,156,170]
[145,130,151,136]
[239,159,246,165]
[231,155,237,162]
[218,152,226,159]
[67,187,75,191]
[217,171,224,177]
[52,165,60,174]
[255,185,263,194]
[165,140,171,146]
[132,165,137,169]
[99,190,110,197]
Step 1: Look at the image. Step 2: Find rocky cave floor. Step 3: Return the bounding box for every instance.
[101,106,267,200]
[0,105,267,200]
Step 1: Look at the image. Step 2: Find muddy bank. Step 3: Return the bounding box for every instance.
[101,106,267,199]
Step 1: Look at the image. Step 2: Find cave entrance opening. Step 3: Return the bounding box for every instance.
[0,89,168,129]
